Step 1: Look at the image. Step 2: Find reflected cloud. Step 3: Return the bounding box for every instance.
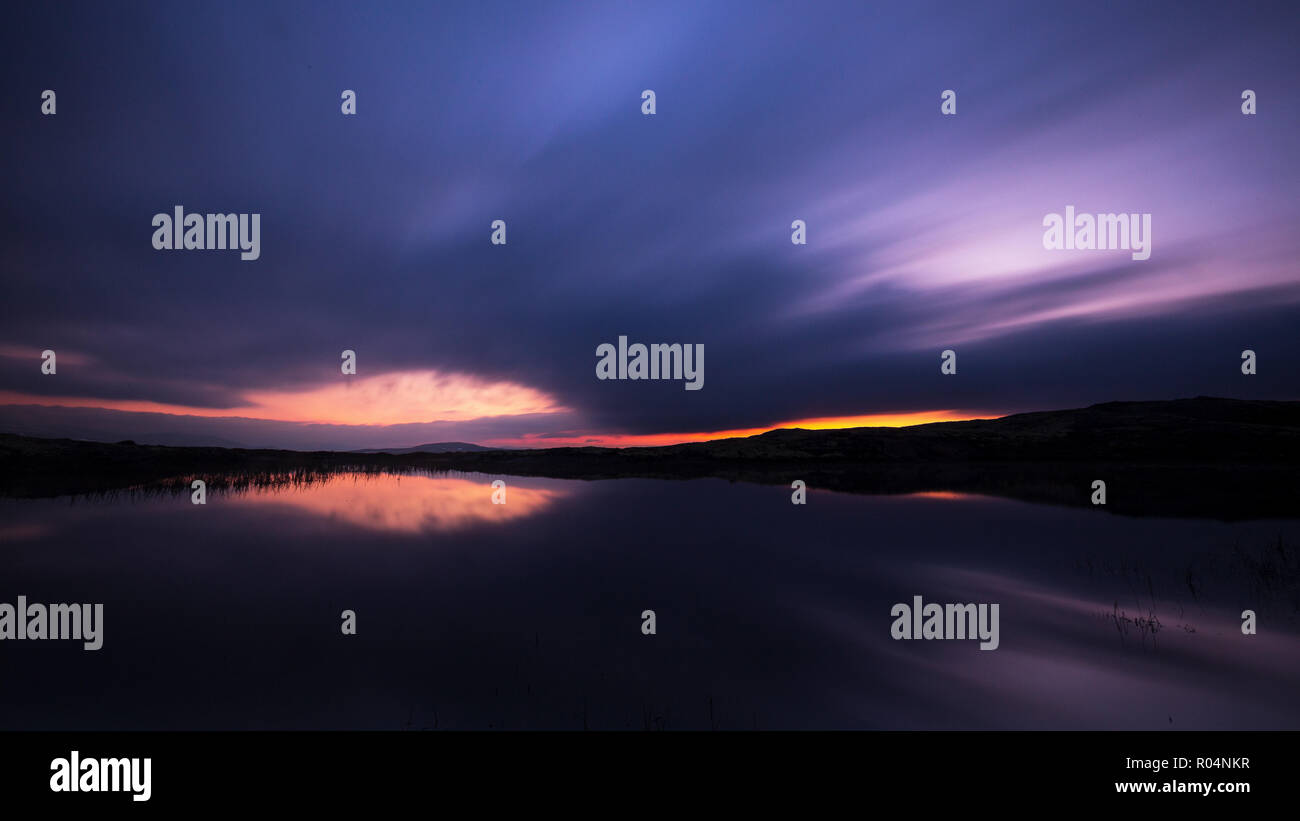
[0,522,50,542]
[803,558,1300,729]
[905,491,979,501]
[233,472,570,534]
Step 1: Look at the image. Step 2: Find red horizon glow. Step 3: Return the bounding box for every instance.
[0,360,1001,447]
[0,369,565,426]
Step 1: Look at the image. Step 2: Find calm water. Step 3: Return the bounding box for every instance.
[1,472,1297,730]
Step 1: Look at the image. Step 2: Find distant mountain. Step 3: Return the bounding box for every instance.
[348,442,495,455]
[673,396,1300,463]
[128,433,252,449]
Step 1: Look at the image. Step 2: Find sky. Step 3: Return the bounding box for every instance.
[1,0,1297,449]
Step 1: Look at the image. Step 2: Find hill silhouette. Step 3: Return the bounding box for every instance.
[349,442,495,455]
[2,397,1297,519]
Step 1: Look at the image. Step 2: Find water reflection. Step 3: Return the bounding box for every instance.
[232,473,569,534]
[0,475,1296,730]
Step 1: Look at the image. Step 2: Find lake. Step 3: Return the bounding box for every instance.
[1,471,1297,730]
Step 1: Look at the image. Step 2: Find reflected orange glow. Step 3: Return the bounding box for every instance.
[0,523,50,542]
[490,410,993,448]
[234,473,568,533]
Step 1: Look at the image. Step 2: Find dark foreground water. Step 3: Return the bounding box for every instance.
[1,472,1297,730]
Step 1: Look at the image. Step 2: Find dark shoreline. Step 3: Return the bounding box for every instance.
[2,397,1298,520]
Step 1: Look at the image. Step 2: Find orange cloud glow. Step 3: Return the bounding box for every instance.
[0,369,566,426]
[240,371,564,425]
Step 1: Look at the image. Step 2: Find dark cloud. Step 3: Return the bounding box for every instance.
[1,1,1297,446]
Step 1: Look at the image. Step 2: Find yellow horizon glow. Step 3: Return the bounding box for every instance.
[0,374,999,447]
[489,409,995,448]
